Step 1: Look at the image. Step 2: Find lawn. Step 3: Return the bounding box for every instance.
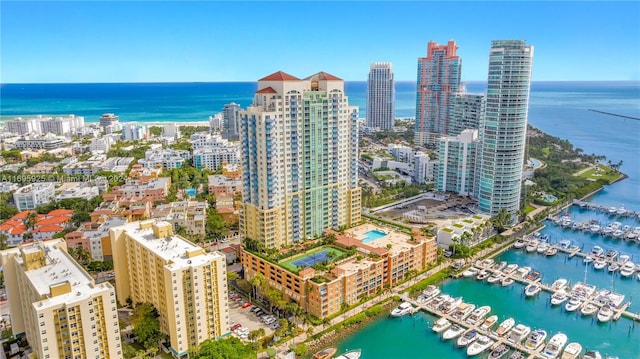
[280,246,346,272]
[577,167,621,183]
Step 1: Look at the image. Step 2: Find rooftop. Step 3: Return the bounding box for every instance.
[258,71,301,82]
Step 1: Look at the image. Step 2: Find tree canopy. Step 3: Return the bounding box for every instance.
[189,337,256,359]
[131,303,162,350]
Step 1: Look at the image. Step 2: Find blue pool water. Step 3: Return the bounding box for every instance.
[362,230,388,244]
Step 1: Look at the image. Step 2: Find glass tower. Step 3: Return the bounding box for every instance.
[366,62,395,130]
[477,40,534,224]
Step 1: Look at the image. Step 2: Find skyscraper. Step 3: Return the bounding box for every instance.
[477,40,534,223]
[239,71,361,248]
[436,129,479,196]
[222,102,240,140]
[415,40,462,147]
[366,62,395,130]
[449,93,485,136]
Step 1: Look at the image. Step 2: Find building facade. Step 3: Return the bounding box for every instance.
[366,62,395,130]
[13,182,56,211]
[449,93,485,136]
[0,239,123,359]
[436,129,479,196]
[415,40,462,147]
[110,220,229,358]
[122,123,148,141]
[222,102,240,141]
[238,71,361,248]
[477,40,534,223]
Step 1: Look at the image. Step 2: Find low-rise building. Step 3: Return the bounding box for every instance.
[54,182,102,201]
[138,149,190,169]
[66,216,128,261]
[13,182,56,211]
[436,214,493,249]
[14,135,65,150]
[207,175,242,197]
[128,163,162,181]
[0,239,123,359]
[23,161,59,175]
[108,177,170,203]
[152,200,208,241]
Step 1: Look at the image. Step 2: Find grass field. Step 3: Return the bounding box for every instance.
[577,167,620,183]
[280,246,346,272]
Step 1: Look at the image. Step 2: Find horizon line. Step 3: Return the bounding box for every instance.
[2,80,639,85]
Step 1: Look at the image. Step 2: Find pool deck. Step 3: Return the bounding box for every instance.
[343,223,414,256]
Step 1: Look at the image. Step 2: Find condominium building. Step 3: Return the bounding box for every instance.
[99,113,120,130]
[13,182,56,211]
[415,40,462,147]
[110,220,229,358]
[5,117,41,135]
[366,62,395,130]
[435,129,479,196]
[436,214,493,249]
[239,71,361,248]
[222,102,240,140]
[152,200,208,240]
[413,152,436,184]
[207,175,242,197]
[108,177,171,203]
[121,123,148,141]
[477,40,534,224]
[0,239,122,359]
[39,115,85,135]
[449,93,485,136]
[138,149,190,169]
[14,135,65,150]
[66,217,128,261]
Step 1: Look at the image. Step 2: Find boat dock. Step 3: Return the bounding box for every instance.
[547,215,640,242]
[572,200,640,221]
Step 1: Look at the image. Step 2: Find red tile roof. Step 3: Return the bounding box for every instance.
[12,211,36,220]
[46,209,74,217]
[10,225,26,235]
[33,225,64,233]
[36,216,71,226]
[256,87,277,94]
[305,71,342,81]
[258,71,300,81]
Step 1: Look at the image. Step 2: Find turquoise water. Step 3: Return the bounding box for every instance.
[362,230,388,244]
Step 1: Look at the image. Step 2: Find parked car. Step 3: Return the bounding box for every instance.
[230,323,242,331]
[241,302,252,309]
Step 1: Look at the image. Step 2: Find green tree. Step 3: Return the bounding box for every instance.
[0,234,7,250]
[23,211,38,231]
[250,273,266,303]
[148,126,163,137]
[131,303,161,349]
[189,337,255,359]
[206,208,228,240]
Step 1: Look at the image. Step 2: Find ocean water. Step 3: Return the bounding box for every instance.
[2,81,639,357]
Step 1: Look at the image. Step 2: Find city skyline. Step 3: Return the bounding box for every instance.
[1,1,639,83]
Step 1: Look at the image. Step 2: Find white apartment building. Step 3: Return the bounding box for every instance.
[13,182,56,211]
[436,129,479,196]
[121,123,148,141]
[138,149,190,169]
[39,115,85,135]
[5,117,41,135]
[413,152,436,184]
[110,220,229,358]
[0,239,123,359]
[436,214,492,249]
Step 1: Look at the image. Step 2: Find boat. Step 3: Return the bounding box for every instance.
[432,317,451,333]
[428,294,450,309]
[513,239,526,249]
[488,343,510,359]
[608,206,617,214]
[618,254,630,263]
[456,329,479,347]
[313,347,338,359]
[589,224,601,233]
[541,333,568,358]
[607,262,620,272]
[524,329,547,350]
[462,267,480,278]
[616,206,626,215]
[503,263,518,275]
[508,352,526,359]
[583,350,603,359]
[480,315,498,331]
[493,261,507,271]
[487,272,503,284]
[604,249,619,261]
[390,302,413,317]
[524,283,541,297]
[580,303,599,316]
[612,229,624,238]
[442,324,464,340]
[451,302,476,320]
[526,239,539,252]
[564,297,583,312]
[590,246,604,257]
[593,258,607,270]
[527,270,542,281]
[556,239,572,251]
[334,349,361,359]
[551,278,568,291]
[467,335,495,356]
[620,261,636,277]
[465,305,491,326]
[515,266,531,278]
[495,317,515,336]
[597,305,613,322]
[537,242,550,254]
[440,296,463,314]
[583,255,594,264]
[561,342,583,359]
[476,270,490,281]
[423,285,441,300]
[506,323,531,344]
[500,277,514,286]
[550,291,569,306]
[545,246,558,256]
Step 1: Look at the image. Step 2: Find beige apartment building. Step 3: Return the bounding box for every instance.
[0,239,122,359]
[110,220,229,358]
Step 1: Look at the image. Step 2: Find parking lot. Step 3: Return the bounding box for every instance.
[227,290,278,340]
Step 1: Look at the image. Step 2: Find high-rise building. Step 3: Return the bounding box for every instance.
[477,40,534,223]
[449,93,485,136]
[122,123,148,141]
[1,239,123,359]
[99,113,120,131]
[239,71,361,248]
[415,40,462,147]
[110,220,229,358]
[436,129,479,196]
[366,62,395,130]
[222,102,240,141]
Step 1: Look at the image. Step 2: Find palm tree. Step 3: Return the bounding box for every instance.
[23,211,38,231]
[0,234,7,250]
[249,273,266,303]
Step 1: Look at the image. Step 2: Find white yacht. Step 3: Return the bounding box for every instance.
[480,314,499,331]
[493,261,508,271]
[525,283,541,297]
[488,344,510,359]
[428,294,450,309]
[477,270,490,281]
[607,262,620,272]
[440,296,463,314]
[501,277,514,286]
[442,324,464,340]
[526,239,539,252]
[593,258,607,270]
[580,303,599,316]
[551,278,568,291]
[467,335,495,356]
[390,302,413,317]
[589,224,601,233]
[432,317,451,333]
[487,272,503,284]
[541,333,568,358]
[565,297,583,312]
[597,305,613,322]
[462,267,480,278]
[495,317,515,336]
[423,285,441,300]
[590,246,604,257]
[451,303,475,321]
[537,242,550,254]
[516,266,532,278]
[524,329,548,350]
[583,350,602,359]
[550,291,569,306]
[503,263,518,275]
[561,342,583,359]
[456,329,479,347]
[507,323,531,344]
[334,349,361,359]
[620,261,636,277]
[513,239,526,249]
[465,305,491,326]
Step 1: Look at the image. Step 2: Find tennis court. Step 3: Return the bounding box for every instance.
[280,247,346,272]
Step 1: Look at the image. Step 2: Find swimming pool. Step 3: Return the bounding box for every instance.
[362,229,388,244]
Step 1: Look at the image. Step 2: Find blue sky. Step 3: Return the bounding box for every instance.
[1,1,639,83]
